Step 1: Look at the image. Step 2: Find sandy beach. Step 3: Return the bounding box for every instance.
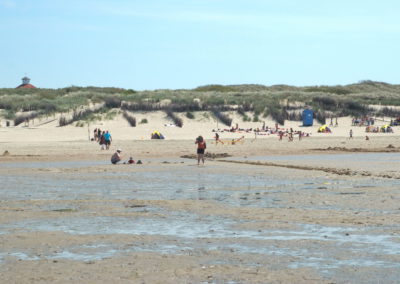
[1,115,400,283]
[3,0,400,282]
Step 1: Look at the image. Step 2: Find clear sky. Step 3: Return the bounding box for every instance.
[1,0,400,90]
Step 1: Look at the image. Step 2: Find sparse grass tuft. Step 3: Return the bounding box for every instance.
[123,111,136,127]
[166,109,183,127]
[212,109,232,126]
[186,112,195,119]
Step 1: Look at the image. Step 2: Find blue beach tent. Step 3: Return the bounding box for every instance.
[302,109,314,126]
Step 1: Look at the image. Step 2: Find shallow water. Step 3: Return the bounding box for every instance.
[238,152,400,162]
[2,213,399,272]
[0,160,106,169]
[231,152,400,173]
[0,160,323,206]
[1,156,400,282]
[0,160,395,209]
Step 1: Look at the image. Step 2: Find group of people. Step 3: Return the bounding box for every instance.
[92,128,140,165]
[110,135,207,166]
[352,117,375,126]
[93,128,112,150]
[390,118,400,126]
[365,125,394,133]
[213,122,282,136]
[111,149,142,165]
[278,128,309,141]
[213,123,310,142]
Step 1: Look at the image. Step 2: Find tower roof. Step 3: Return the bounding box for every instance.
[16,83,36,89]
[16,76,36,89]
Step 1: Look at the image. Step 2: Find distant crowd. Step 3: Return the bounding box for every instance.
[365,125,394,133]
[213,123,310,142]
[352,117,375,126]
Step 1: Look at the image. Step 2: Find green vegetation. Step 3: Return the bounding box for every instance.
[123,111,136,127]
[242,115,251,122]
[2,81,400,126]
[51,208,77,212]
[186,112,195,119]
[105,109,118,120]
[202,112,210,120]
[212,109,232,126]
[194,84,236,92]
[166,110,183,127]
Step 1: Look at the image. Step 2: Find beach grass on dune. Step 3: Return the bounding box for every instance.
[2,81,400,126]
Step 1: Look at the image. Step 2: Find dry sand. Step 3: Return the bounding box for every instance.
[0,114,400,283]
[0,111,398,142]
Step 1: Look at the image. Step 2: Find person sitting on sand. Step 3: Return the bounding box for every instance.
[128,157,135,164]
[111,149,122,164]
[195,135,206,165]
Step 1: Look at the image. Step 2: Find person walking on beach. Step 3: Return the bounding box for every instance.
[104,130,112,150]
[278,131,284,141]
[215,132,223,145]
[111,149,122,164]
[195,135,206,165]
[99,131,106,150]
[349,129,353,139]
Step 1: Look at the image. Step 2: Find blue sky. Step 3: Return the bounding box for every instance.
[1,0,400,90]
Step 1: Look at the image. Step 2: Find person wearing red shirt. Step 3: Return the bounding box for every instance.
[195,136,206,165]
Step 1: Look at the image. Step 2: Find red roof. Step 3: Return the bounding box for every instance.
[16,84,36,89]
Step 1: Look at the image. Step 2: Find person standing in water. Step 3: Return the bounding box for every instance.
[195,135,206,165]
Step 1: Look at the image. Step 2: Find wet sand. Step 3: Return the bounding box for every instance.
[0,137,400,283]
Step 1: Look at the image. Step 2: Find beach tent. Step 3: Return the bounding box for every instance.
[318,125,327,132]
[302,109,314,126]
[151,131,165,139]
[318,125,331,133]
[381,125,391,133]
